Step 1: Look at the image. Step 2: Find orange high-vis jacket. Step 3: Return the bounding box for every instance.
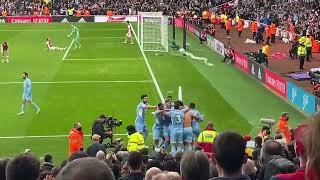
[265,26,271,37]
[107,10,113,17]
[202,11,209,19]
[270,23,276,35]
[68,128,84,156]
[251,21,258,32]
[276,118,291,144]
[2,10,7,17]
[43,7,49,15]
[76,10,82,16]
[237,19,244,31]
[84,10,90,16]
[226,19,232,30]
[210,14,216,24]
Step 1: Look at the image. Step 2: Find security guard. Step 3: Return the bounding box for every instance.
[197,122,218,143]
[262,42,270,67]
[67,6,75,16]
[126,125,145,152]
[305,34,312,62]
[298,43,307,70]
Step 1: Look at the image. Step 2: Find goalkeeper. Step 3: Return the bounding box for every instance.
[67,24,81,49]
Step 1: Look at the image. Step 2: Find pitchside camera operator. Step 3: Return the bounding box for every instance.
[91,115,113,143]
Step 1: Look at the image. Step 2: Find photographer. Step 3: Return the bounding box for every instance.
[91,115,113,143]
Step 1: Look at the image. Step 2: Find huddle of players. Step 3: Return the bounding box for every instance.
[135,95,204,156]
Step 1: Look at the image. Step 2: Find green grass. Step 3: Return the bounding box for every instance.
[0,23,305,164]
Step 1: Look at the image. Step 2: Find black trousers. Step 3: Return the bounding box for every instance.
[238,31,242,37]
[306,47,312,61]
[266,37,270,44]
[289,49,297,59]
[299,56,305,69]
[221,22,225,29]
[271,34,276,43]
[226,29,230,35]
[253,32,256,39]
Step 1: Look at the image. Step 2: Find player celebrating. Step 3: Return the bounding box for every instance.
[17,72,40,115]
[67,24,81,49]
[123,21,134,44]
[135,94,157,140]
[1,41,9,63]
[45,38,66,51]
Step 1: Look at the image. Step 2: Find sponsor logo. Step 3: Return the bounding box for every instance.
[265,68,287,97]
[8,16,52,24]
[61,18,69,23]
[78,18,86,23]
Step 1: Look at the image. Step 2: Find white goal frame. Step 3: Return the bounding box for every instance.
[138,12,168,52]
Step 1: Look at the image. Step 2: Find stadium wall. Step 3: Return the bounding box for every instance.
[1,15,318,114]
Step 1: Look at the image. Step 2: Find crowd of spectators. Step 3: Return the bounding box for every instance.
[0,111,320,180]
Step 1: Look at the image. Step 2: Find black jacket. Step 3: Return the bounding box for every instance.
[119,172,145,180]
[91,120,107,138]
[210,175,251,180]
[86,142,106,157]
[41,162,54,171]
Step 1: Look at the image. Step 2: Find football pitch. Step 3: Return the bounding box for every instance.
[0,22,305,162]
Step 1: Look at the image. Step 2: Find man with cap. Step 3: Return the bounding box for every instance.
[127,125,145,152]
[197,122,218,143]
[276,112,291,144]
[86,134,106,157]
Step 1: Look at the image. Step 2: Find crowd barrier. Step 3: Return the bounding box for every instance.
[173,17,318,114]
[1,15,318,114]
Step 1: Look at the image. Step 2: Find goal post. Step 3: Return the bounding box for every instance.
[138,12,168,52]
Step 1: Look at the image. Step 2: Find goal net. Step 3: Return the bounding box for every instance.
[138,12,168,52]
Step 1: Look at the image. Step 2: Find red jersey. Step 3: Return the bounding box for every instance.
[2,42,8,51]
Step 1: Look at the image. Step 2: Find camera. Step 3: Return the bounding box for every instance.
[106,116,123,128]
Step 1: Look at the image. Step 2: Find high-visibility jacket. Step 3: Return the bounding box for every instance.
[251,21,258,32]
[297,45,307,56]
[235,15,240,23]
[68,128,84,156]
[237,19,244,31]
[198,130,218,143]
[76,10,82,17]
[210,14,216,24]
[202,11,209,20]
[107,10,113,17]
[262,45,270,56]
[270,23,276,35]
[299,36,306,44]
[84,10,90,16]
[127,132,144,152]
[276,118,291,144]
[265,26,271,37]
[220,14,226,23]
[305,37,312,48]
[226,19,232,30]
[67,8,74,16]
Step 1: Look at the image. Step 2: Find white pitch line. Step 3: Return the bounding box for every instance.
[0,133,153,139]
[81,36,123,39]
[0,80,153,85]
[131,25,165,102]
[65,58,143,61]
[62,39,74,60]
[0,29,125,32]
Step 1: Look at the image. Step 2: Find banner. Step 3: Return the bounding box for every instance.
[187,23,195,35]
[174,18,184,28]
[234,51,249,72]
[287,82,316,114]
[52,16,94,23]
[8,16,52,23]
[264,68,287,98]
[248,59,265,82]
[214,39,224,56]
[207,35,215,49]
[0,17,7,23]
[94,16,137,22]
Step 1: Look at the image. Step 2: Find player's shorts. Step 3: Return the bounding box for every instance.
[135,121,148,138]
[170,127,183,144]
[183,127,193,142]
[3,50,8,57]
[126,32,132,38]
[192,121,201,139]
[162,125,170,138]
[22,94,32,101]
[152,124,162,140]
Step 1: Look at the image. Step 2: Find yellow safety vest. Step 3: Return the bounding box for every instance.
[305,37,312,47]
[236,15,239,23]
[299,36,306,44]
[127,132,144,152]
[68,8,74,16]
[198,130,218,143]
[297,46,306,56]
[262,45,267,54]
